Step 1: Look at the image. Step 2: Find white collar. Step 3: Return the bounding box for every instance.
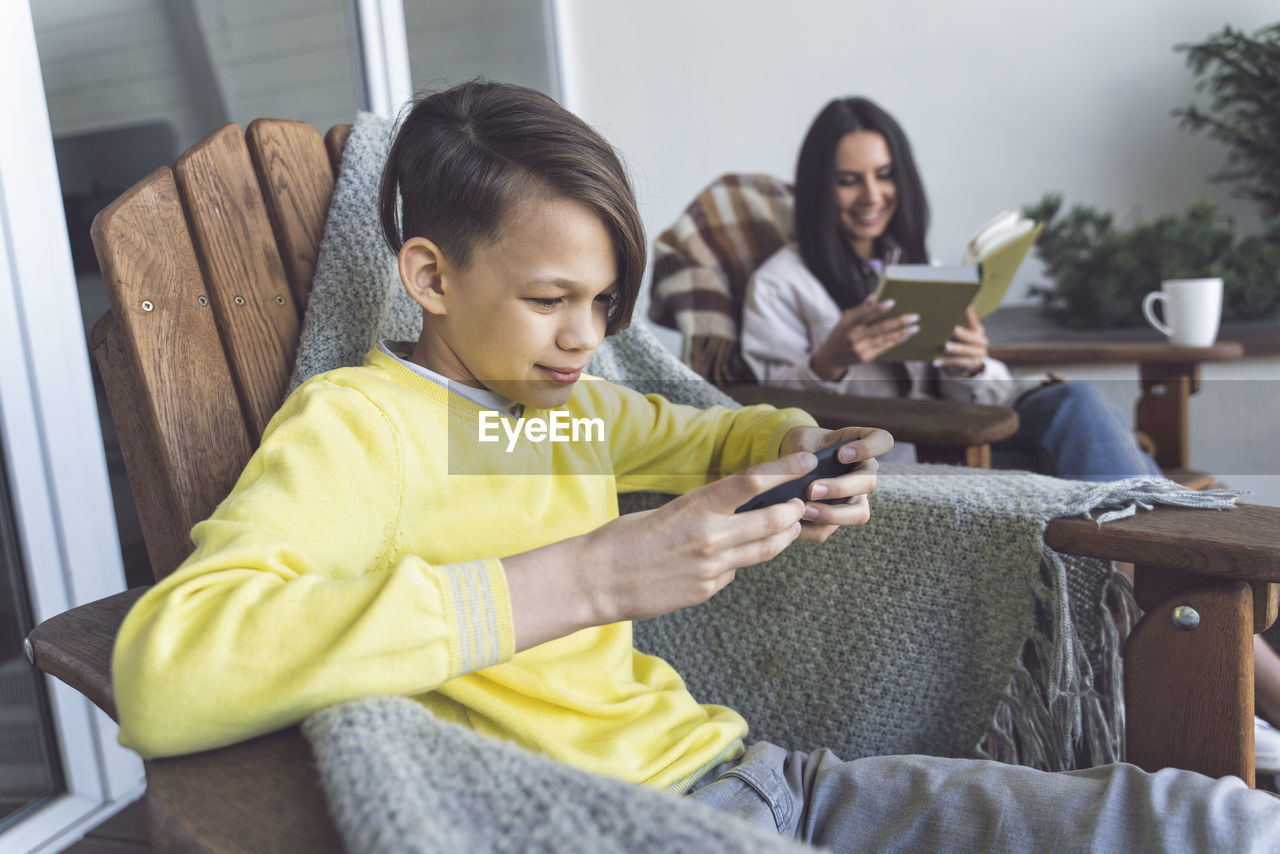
[378,340,524,417]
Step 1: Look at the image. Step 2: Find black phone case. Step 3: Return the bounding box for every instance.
[734,444,858,514]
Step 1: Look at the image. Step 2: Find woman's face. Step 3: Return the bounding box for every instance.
[833,130,897,259]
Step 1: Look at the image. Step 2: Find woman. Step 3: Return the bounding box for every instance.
[740,96,1161,480]
[739,96,1280,774]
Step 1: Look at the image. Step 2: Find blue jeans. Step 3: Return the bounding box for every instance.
[687,741,1280,852]
[991,381,1162,481]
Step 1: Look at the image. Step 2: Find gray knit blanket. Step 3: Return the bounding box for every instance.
[297,113,1242,854]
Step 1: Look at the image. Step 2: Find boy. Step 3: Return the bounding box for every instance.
[113,81,1280,851]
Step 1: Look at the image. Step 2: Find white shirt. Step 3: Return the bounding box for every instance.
[740,245,1015,462]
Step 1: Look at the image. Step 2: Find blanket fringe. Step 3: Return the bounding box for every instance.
[976,558,1135,769]
[976,474,1238,770]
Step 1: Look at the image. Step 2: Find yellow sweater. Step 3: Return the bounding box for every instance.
[113,346,815,791]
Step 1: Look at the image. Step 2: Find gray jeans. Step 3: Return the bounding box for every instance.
[687,741,1280,852]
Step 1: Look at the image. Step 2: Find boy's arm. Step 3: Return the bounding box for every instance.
[113,381,822,759]
[589,380,817,492]
[112,385,516,758]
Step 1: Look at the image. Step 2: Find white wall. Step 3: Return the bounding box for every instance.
[559,0,1274,308]
[557,0,1280,504]
[404,0,557,96]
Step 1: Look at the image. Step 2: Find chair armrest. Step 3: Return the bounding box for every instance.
[146,726,342,852]
[720,383,1018,447]
[1046,504,1280,582]
[25,587,148,722]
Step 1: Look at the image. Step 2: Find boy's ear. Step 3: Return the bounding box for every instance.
[398,236,449,315]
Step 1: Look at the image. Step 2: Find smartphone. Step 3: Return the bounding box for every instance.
[734,443,860,514]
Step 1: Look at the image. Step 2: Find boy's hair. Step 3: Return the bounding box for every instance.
[379,80,644,334]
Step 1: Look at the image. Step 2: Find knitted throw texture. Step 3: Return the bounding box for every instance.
[295,113,1242,854]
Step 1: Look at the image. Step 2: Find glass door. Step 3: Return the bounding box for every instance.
[0,452,61,833]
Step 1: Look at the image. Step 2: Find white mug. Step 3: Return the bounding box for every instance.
[1142,278,1223,347]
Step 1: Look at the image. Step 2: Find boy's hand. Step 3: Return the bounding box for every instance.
[778,424,892,542]
[574,453,827,625]
[505,435,887,648]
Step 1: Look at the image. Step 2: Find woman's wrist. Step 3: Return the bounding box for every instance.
[809,351,846,382]
[937,359,984,379]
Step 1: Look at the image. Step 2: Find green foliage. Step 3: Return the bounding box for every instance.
[1025,23,1280,329]
[1024,193,1280,329]
[1173,23,1280,220]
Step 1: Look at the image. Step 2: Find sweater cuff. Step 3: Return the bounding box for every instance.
[765,408,820,461]
[442,558,515,676]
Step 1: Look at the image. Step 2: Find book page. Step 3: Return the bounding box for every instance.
[880,263,979,284]
[963,211,1020,264]
[969,222,1044,317]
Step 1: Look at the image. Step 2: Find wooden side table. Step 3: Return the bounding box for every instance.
[988,340,1243,473]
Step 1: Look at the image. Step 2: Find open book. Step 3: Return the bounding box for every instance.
[870,211,1042,362]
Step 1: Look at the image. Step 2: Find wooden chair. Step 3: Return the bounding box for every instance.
[648,173,1019,468]
[23,121,1280,852]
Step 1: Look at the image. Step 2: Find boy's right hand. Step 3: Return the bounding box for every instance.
[576,452,818,625]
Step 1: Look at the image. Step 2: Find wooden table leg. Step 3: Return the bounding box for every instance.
[1136,362,1198,470]
[1125,566,1255,784]
[916,443,991,468]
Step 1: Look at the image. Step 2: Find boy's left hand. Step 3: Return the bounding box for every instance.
[778,425,892,542]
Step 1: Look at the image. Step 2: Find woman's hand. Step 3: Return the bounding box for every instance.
[778,424,892,542]
[809,296,920,380]
[934,308,988,378]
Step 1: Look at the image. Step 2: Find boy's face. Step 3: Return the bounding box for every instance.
[405,195,618,410]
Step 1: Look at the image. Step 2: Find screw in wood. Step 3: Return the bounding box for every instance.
[1171,605,1200,631]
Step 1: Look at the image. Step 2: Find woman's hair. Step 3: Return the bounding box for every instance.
[379,80,645,334]
[794,96,929,309]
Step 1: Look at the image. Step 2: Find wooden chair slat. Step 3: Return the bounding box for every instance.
[246,119,335,311]
[90,167,254,580]
[174,123,300,441]
[324,124,353,178]
[91,315,200,579]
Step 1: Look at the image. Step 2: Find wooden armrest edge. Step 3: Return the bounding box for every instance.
[721,383,1019,446]
[26,587,150,722]
[1046,503,1280,581]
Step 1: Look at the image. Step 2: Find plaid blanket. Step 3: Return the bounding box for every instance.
[648,173,795,385]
